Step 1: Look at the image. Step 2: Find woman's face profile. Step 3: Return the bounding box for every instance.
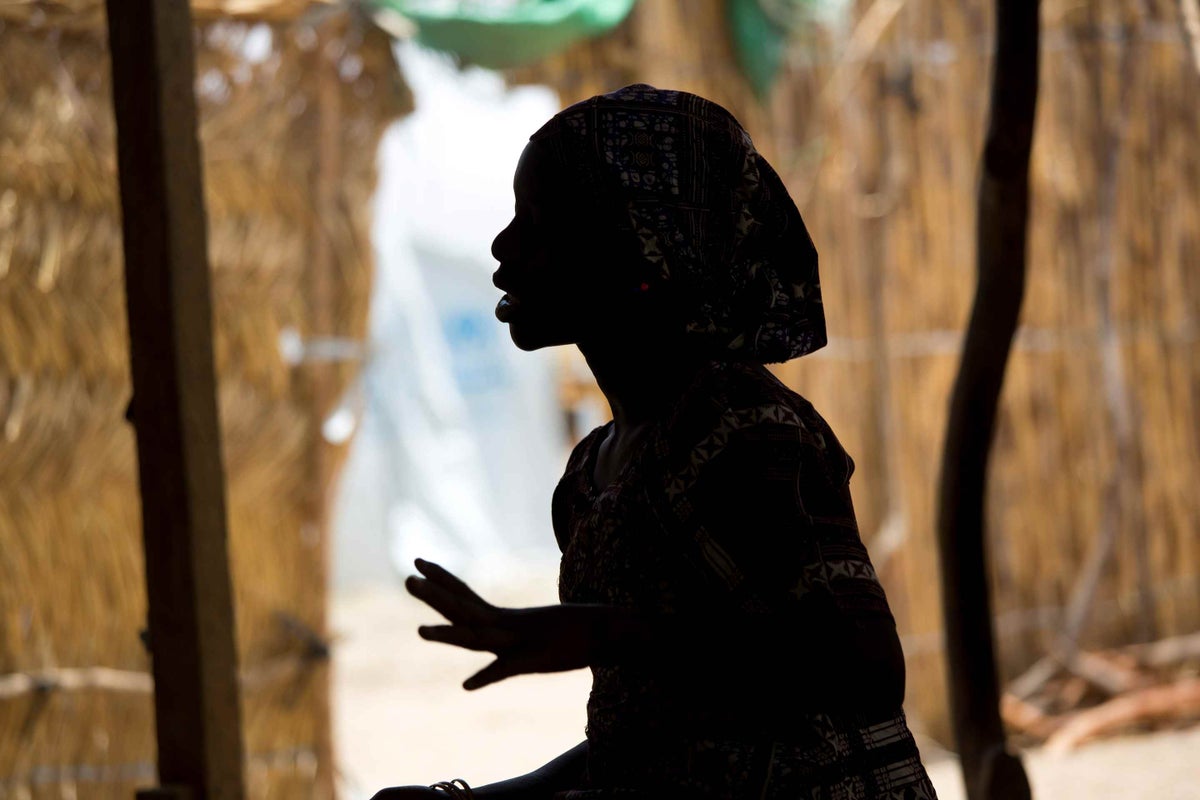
[491,139,628,351]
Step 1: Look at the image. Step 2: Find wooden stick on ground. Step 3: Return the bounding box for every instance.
[1044,677,1200,754]
[1127,631,1200,668]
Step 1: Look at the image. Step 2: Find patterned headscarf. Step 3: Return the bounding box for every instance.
[530,83,825,364]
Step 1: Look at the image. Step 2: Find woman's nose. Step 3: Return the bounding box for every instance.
[491,220,515,263]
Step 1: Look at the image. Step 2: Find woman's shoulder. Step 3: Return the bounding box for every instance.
[672,361,813,418]
[551,422,612,552]
[666,361,854,484]
[562,421,611,476]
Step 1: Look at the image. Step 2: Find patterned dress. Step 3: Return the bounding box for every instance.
[553,361,938,799]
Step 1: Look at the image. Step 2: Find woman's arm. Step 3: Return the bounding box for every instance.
[407,560,901,709]
[371,742,587,800]
[473,741,588,800]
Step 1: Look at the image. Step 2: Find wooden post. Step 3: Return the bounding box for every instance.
[934,3,1039,800]
[105,3,246,799]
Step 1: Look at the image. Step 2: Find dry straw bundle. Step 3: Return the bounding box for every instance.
[514,0,1200,745]
[0,2,410,797]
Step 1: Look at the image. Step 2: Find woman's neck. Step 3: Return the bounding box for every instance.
[578,340,709,434]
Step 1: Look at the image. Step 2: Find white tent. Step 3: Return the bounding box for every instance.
[333,43,565,588]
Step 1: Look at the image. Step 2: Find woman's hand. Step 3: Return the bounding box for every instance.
[372,782,557,800]
[369,786,444,799]
[406,559,601,690]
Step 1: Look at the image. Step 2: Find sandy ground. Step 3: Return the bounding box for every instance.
[332,569,1200,800]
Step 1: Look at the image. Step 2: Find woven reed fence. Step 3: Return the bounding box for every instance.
[0,2,410,797]
[512,0,1200,746]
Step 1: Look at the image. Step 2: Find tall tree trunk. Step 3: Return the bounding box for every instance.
[935,4,1040,799]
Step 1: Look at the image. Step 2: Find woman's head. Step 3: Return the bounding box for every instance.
[491,84,825,363]
[490,135,650,352]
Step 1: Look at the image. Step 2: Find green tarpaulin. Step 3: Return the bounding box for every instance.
[376,0,827,97]
[728,0,788,98]
[729,0,830,97]
[376,0,637,70]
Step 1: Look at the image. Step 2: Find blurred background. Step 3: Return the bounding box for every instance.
[1,0,1198,798]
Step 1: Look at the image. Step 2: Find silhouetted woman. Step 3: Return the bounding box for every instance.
[375,85,937,800]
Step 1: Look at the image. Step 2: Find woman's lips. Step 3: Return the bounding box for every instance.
[495,293,522,322]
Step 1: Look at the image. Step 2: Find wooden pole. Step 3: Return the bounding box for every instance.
[104,3,246,799]
[934,3,1040,799]
[307,28,342,800]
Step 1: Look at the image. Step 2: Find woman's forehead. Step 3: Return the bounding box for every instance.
[513,138,572,204]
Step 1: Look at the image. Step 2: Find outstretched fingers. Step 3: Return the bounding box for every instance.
[463,657,518,691]
[414,559,488,604]
[405,574,493,624]
[406,558,533,691]
[418,623,514,652]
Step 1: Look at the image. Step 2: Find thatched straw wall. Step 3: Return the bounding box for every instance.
[0,4,409,797]
[512,0,1200,745]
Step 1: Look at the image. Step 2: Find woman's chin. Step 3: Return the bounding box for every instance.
[505,319,575,351]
